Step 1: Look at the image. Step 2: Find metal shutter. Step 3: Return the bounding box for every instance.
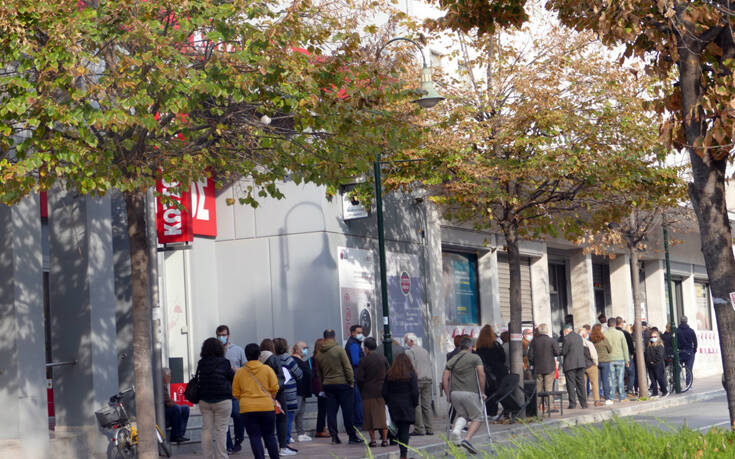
[498,254,534,324]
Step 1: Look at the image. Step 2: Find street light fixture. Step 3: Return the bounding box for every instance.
[373,37,443,362]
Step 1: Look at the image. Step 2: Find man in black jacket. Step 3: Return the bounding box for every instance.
[528,323,560,396]
[616,317,636,395]
[562,325,587,409]
[677,316,698,386]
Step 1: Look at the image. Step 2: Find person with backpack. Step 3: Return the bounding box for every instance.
[274,338,303,452]
[259,339,294,456]
[344,324,365,429]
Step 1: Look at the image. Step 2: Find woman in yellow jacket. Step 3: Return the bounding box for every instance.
[233,343,281,459]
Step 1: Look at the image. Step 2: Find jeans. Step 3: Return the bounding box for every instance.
[226,398,244,450]
[242,411,280,459]
[294,395,307,436]
[286,410,295,442]
[598,362,611,400]
[316,395,327,433]
[200,400,231,459]
[352,383,364,428]
[165,404,190,439]
[609,360,626,401]
[680,351,695,386]
[324,384,357,440]
[396,421,411,457]
[626,357,636,393]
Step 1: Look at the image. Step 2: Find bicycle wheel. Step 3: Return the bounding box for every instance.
[156,424,171,458]
[115,428,137,459]
[680,365,693,393]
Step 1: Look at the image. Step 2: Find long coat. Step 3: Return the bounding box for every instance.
[528,334,560,375]
[382,373,419,423]
[561,331,586,371]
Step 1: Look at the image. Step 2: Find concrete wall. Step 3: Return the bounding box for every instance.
[609,254,633,320]
[0,195,49,458]
[570,250,596,326]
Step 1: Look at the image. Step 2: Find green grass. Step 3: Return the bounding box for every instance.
[360,417,735,458]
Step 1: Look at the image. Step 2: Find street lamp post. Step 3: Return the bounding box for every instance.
[374,37,443,362]
[663,225,682,393]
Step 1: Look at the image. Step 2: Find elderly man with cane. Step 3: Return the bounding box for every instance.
[442,336,490,455]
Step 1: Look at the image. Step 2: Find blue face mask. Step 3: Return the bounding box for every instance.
[218,335,228,345]
[302,348,309,358]
[650,337,658,343]
[355,333,365,341]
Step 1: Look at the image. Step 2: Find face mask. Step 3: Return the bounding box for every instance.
[302,348,309,358]
[218,335,228,345]
[355,333,365,341]
[650,337,658,343]
[525,335,533,342]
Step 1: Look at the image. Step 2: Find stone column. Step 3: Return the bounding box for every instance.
[569,250,596,326]
[48,192,118,456]
[0,195,49,459]
[644,260,668,329]
[530,249,551,328]
[609,254,634,320]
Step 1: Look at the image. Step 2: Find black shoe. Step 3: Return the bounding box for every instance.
[580,404,588,409]
[348,438,363,445]
[231,442,242,452]
[568,404,576,409]
[426,431,434,436]
[171,436,189,443]
[409,431,425,436]
[461,440,478,455]
[331,435,342,445]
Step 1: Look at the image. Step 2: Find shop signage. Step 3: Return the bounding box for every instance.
[191,176,217,237]
[156,179,193,244]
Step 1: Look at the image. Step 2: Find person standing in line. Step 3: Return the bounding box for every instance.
[316,329,361,445]
[196,338,235,459]
[615,317,636,396]
[677,316,698,387]
[442,336,486,455]
[598,314,608,331]
[232,343,281,459]
[274,338,303,450]
[344,324,365,430]
[590,324,613,404]
[604,318,629,403]
[310,338,329,438]
[291,341,313,442]
[561,325,587,409]
[403,332,435,436]
[527,323,560,408]
[259,339,293,456]
[163,368,190,443]
[356,337,390,447]
[645,330,668,397]
[579,328,602,407]
[446,335,463,362]
[522,328,533,379]
[383,353,420,459]
[215,325,246,454]
[474,325,507,418]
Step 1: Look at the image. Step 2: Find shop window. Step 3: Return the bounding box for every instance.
[442,251,480,325]
[695,282,712,330]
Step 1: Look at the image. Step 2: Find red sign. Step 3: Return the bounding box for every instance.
[170,383,193,407]
[191,176,217,237]
[156,179,194,244]
[400,272,411,295]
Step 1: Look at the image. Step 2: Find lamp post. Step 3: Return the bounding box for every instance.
[663,225,681,393]
[374,37,443,362]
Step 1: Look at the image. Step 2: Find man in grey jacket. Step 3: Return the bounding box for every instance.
[404,332,434,436]
[562,325,587,409]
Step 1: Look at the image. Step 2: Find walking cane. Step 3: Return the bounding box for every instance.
[475,369,492,441]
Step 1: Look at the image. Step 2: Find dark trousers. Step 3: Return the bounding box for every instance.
[226,398,244,450]
[242,411,280,459]
[626,357,636,392]
[680,351,695,386]
[276,411,288,448]
[564,367,587,408]
[324,384,357,440]
[316,396,327,432]
[164,404,190,439]
[396,421,410,458]
[352,383,364,428]
[648,363,667,395]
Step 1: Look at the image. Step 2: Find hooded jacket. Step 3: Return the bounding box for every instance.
[315,340,354,386]
[677,323,698,354]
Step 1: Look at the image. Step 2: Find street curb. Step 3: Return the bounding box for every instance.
[371,388,726,458]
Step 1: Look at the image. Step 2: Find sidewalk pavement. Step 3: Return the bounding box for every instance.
[173,374,725,459]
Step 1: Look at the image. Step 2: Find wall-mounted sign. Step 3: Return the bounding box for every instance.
[156,179,194,244]
[191,176,217,237]
[341,185,369,221]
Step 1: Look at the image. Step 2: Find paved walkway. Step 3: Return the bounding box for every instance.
[173,374,725,458]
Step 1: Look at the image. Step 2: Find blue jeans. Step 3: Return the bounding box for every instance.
[164,404,189,439]
[598,362,611,400]
[242,411,279,459]
[680,351,695,386]
[626,357,636,392]
[610,360,626,400]
[226,398,244,450]
[286,410,295,442]
[352,384,363,428]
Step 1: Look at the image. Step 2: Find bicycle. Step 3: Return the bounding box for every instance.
[664,357,693,395]
[95,387,171,458]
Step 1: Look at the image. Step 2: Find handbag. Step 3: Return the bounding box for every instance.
[184,367,200,404]
[245,366,283,415]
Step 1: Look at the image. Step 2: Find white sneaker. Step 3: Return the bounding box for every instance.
[297,434,312,442]
[605,399,614,406]
[280,448,298,456]
[450,417,467,444]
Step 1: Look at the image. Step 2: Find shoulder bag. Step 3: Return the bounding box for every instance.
[245,366,283,414]
[184,367,200,404]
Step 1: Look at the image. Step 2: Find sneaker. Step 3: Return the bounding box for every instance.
[460,440,479,455]
[605,399,614,406]
[280,448,297,456]
[297,434,312,442]
[287,446,299,453]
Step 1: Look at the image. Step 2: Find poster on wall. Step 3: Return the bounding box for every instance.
[337,247,376,340]
[387,252,425,344]
[442,252,479,325]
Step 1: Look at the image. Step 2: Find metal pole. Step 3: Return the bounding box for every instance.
[374,154,393,363]
[663,226,681,393]
[146,189,167,432]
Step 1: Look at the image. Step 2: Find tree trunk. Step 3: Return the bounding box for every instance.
[503,223,525,403]
[124,189,157,458]
[679,45,735,428]
[629,244,648,399]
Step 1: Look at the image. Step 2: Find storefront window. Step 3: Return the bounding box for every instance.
[695,282,712,330]
[442,251,480,325]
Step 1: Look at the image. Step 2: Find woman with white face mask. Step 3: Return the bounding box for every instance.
[645,331,668,397]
